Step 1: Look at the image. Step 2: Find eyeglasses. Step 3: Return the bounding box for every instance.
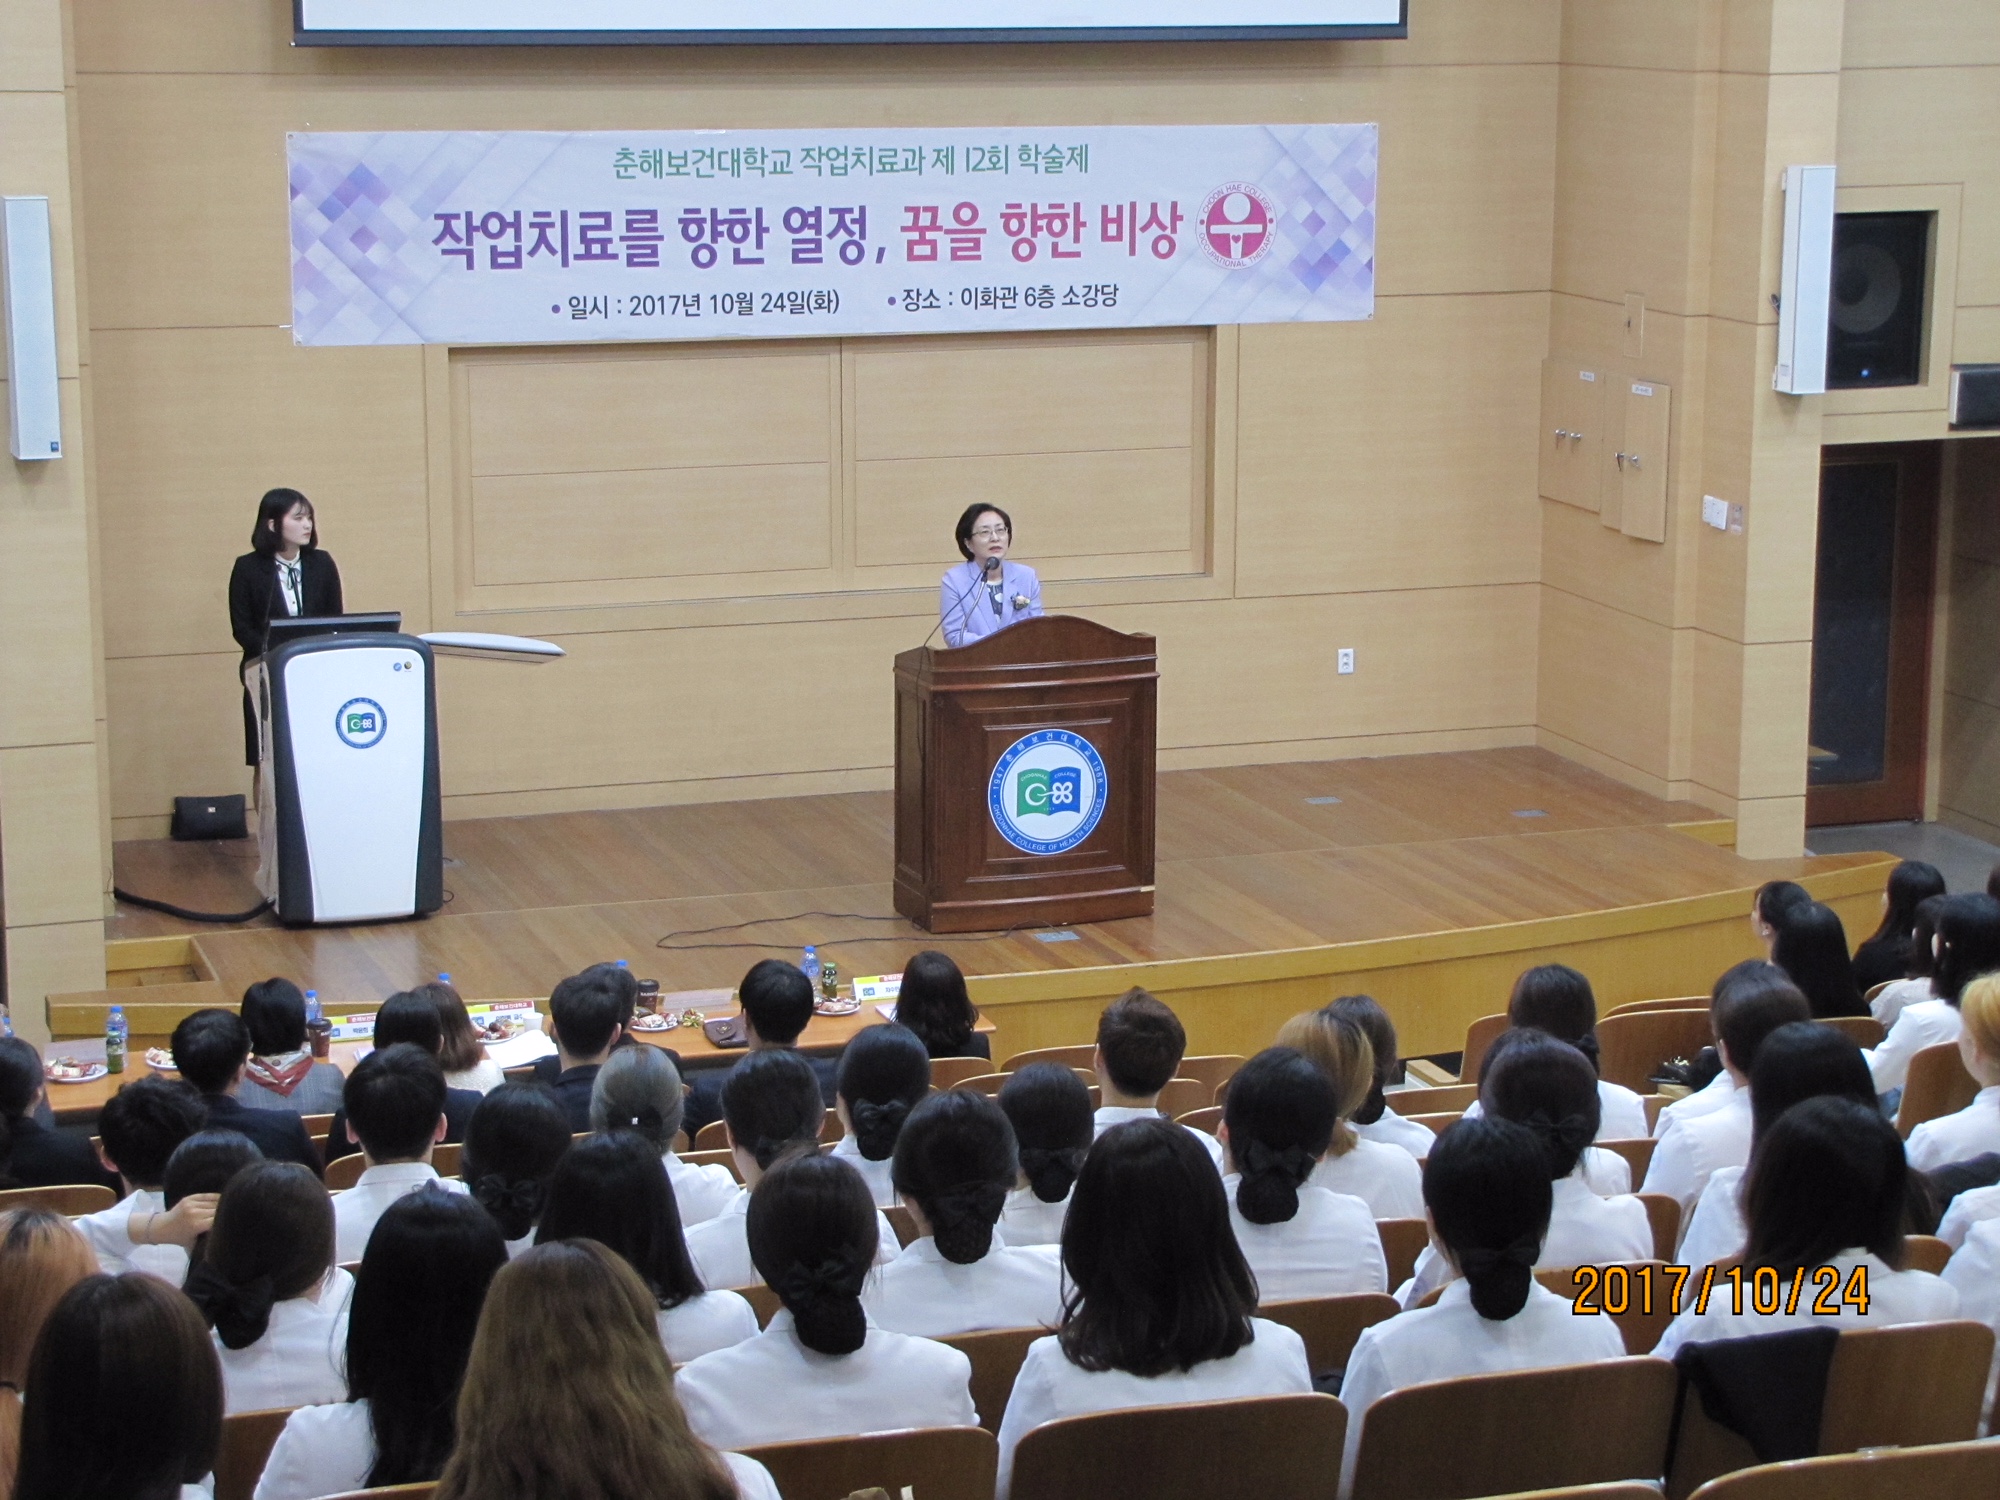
[969,525,1009,539]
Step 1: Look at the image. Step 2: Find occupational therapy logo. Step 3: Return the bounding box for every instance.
[1199,182,1276,269]
[988,729,1107,855]
[335,697,387,749]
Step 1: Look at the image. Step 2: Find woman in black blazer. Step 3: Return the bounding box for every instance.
[228,488,342,764]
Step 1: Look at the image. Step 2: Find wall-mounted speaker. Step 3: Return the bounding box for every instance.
[1827,211,1930,389]
[1,196,62,461]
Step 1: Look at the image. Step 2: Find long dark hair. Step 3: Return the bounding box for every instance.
[836,1024,931,1162]
[1479,1030,1601,1181]
[1222,1048,1336,1226]
[894,951,981,1057]
[1746,1022,1874,1146]
[348,1187,508,1489]
[1755,880,1812,930]
[998,1063,1093,1204]
[0,1038,45,1187]
[536,1131,705,1308]
[1742,1097,1905,1275]
[892,1091,1016,1265]
[460,1083,572,1242]
[1771,903,1866,1018]
[1865,861,1947,950]
[185,1161,332,1349]
[1058,1119,1257,1377]
[747,1152,877,1357]
[1932,893,2000,1005]
[250,487,317,556]
[721,1049,826,1171]
[1424,1117,1551,1321]
[1507,965,1602,1074]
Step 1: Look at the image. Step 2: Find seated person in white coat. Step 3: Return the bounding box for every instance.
[458,1081,572,1258]
[434,1239,782,1500]
[1651,961,1800,1138]
[1277,1006,1425,1219]
[830,1023,931,1208]
[1091,988,1224,1169]
[535,1131,757,1365]
[683,1048,901,1291]
[1403,1031,1650,1307]
[590,1043,739,1227]
[76,1076,208,1281]
[677,1151,976,1451]
[866,1090,1065,1336]
[939,503,1043,648]
[256,1188,506,1500]
[1458,965,1650,1141]
[1870,894,1949,1032]
[1680,1021,1882,1274]
[1338,1117,1628,1500]
[1329,993,1436,1160]
[1771,901,1870,1019]
[1869,893,2000,1104]
[1851,860,1947,998]
[184,1160,353,1415]
[1941,1213,2000,1426]
[1218,1047,1385,1300]
[995,1120,1313,1500]
[1908,971,2000,1172]
[1642,971,1811,1211]
[1653,1097,1957,1360]
[331,1044,468,1264]
[996,1063,1093,1248]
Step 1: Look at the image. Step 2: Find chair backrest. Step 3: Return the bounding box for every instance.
[1009,1394,1346,1500]
[1000,1044,1096,1074]
[1391,1083,1479,1114]
[1594,1138,1657,1185]
[1176,1054,1248,1098]
[300,1112,334,1145]
[1404,1110,1464,1134]
[1258,1293,1399,1377]
[693,1118,729,1150]
[1683,1438,2000,1500]
[325,1153,366,1190]
[1459,1014,1511,1083]
[936,1325,1048,1432]
[1606,997,1708,1017]
[1895,1042,1980,1137]
[883,1203,919,1248]
[1375,1218,1430,1289]
[320,1485,437,1500]
[1483,1487,1669,1500]
[732,1282,783,1326]
[930,1055,998,1089]
[1595,1010,1713,1093]
[431,1141,461,1177]
[1177,1105,1223,1135]
[678,1146,743,1180]
[949,1072,1013,1098]
[1156,1077,1210,1119]
[1816,1015,1884,1048]
[1900,1234,1950,1275]
[1643,1094,1669,1132]
[1636,1194,1682,1263]
[1860,979,1894,1005]
[1349,1357,1676,1500]
[1535,1264,1673,1356]
[215,1407,294,1500]
[739,1425,996,1500]
[0,1183,115,1216]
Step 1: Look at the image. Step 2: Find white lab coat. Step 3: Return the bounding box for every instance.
[1941,1217,2000,1426]
[1653,1069,1737,1138]
[215,1267,354,1416]
[1462,1079,1650,1144]
[1093,1106,1225,1169]
[1651,1249,1959,1361]
[1677,1164,1747,1272]
[830,1134,900,1208]
[1936,1181,2000,1250]
[665,1149,743,1227]
[1641,1089,1752,1211]
[73,1188,189,1283]
[997,1183,1070,1248]
[1399,1170,1653,1308]
[331,1162,470,1264]
[1223,1178,1386,1301]
[1355,1106,1434,1159]
[863,1235,1065,1337]
[1907,1085,2000,1172]
[1866,999,1963,1096]
[684,1189,901,1291]
[659,1291,761,1364]
[1309,1138,1425,1220]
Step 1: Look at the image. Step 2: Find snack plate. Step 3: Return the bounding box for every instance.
[631,1013,673,1032]
[46,1060,108,1084]
[146,1047,177,1071]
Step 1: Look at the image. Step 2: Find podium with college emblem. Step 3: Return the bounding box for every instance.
[893,615,1157,933]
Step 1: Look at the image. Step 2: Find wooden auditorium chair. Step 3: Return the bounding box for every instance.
[1174,1054,1247,1100]
[1817,1015,1884,1048]
[739,1425,996,1500]
[320,1486,436,1500]
[1177,1105,1222,1135]
[929,1055,998,1089]
[999,1044,1096,1074]
[1895,1042,1980,1137]
[1007,1393,1345,1500]
[215,1407,294,1500]
[0,1184,114,1216]
[936,1325,1047,1431]
[1605,996,1708,1017]
[1681,1438,2000,1500]
[948,1072,1013,1097]
[1374,1218,1429,1289]
[1594,1009,1713,1094]
[325,1153,367,1190]
[1458,1014,1510,1082]
[1257,1292,1399,1377]
[1593,1137,1657,1184]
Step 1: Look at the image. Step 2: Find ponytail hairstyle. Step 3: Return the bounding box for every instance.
[746,1152,877,1356]
[891,1091,1016,1265]
[1478,1029,1601,1181]
[720,1048,826,1172]
[1325,995,1400,1126]
[1932,893,2000,1005]
[0,1039,46,1188]
[998,1063,1093,1204]
[588,1044,685,1150]
[1771,902,1867,1018]
[1907,894,1949,980]
[186,1161,333,1349]
[1506,965,1601,1075]
[1866,861,1947,952]
[460,1083,572,1243]
[1221,1048,1336,1225]
[836,1024,931,1162]
[1274,1007,1374,1158]
[1423,1117,1551,1322]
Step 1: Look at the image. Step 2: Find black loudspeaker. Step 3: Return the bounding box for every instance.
[1827,211,1930,388]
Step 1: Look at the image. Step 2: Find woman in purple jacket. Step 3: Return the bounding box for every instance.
[939,504,1044,647]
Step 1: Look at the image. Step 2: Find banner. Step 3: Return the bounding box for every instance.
[288,125,1376,346]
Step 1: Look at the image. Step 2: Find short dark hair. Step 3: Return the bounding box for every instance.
[547,966,625,1059]
[347,1187,507,1489]
[0,1038,44,1121]
[953,502,1013,561]
[1478,1030,1602,1181]
[192,1162,334,1347]
[1933,893,2000,1004]
[892,1090,1016,1265]
[721,1049,825,1170]
[998,1063,1093,1204]
[1095,988,1186,1098]
[162,1130,263,1210]
[345,1043,447,1162]
[1714,968,1812,1074]
[538,1132,704,1310]
[1223,1047,1337,1227]
[1772,903,1866,1017]
[171,1009,252,1094]
[1507,965,1601,1072]
[1747,1022,1874,1146]
[96,1078,207,1189]
[240,978,308,1055]
[1059,1119,1256,1377]
[17,1273,222,1500]
[1424,1116,1552,1321]
[373,991,445,1055]
[1755,879,1813,928]
[894,951,980,1056]
[460,1083,573,1243]
[738,959,815,1047]
[835,1024,931,1162]
[748,1151,878,1356]
[250,487,317,557]
[1743,1096,1906,1275]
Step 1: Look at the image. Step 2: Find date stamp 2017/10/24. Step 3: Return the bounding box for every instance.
[1571,1263,1871,1318]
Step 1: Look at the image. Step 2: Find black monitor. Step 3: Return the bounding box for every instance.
[264,612,402,654]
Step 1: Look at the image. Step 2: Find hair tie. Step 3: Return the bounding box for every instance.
[619,1105,665,1134]
[1239,1138,1318,1184]
[1456,1230,1542,1280]
[183,1261,278,1349]
[473,1174,543,1217]
[776,1251,867,1309]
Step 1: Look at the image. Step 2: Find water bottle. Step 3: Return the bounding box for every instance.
[437,972,452,986]
[1,1011,13,1039]
[305,989,322,1024]
[801,945,821,991]
[105,1004,128,1076]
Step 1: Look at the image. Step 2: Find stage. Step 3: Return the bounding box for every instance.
[78,748,1893,1062]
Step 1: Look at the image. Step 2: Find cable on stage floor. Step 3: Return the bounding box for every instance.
[112,886,274,924]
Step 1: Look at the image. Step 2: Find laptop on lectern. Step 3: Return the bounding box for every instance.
[263,611,402,655]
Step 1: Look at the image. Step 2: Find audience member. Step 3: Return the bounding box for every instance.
[1219,1047,1383,1299]
[76,1076,207,1280]
[1477,1027,1635,1196]
[237,978,347,1115]
[1337,1117,1626,1499]
[458,1082,571,1256]
[866,1090,1063,1336]
[1489,964,1649,1138]
[185,1160,350,1414]
[1653,1097,1957,1358]
[433,1240,773,1500]
[255,1188,506,1500]
[169,1010,322,1173]
[422,979,506,1094]
[682,959,839,1137]
[535,1131,757,1364]
[995,1063,1093,1248]
[1328,994,1434,1159]
[831,1023,931,1206]
[1750,879,1812,956]
[1872,893,1949,1029]
[322,991,482,1160]
[1771,901,1868,1018]
[1853,860,1948,994]
[1867,892,2000,1098]
[1907,972,2000,1171]
[677,1151,975,1452]
[590,1043,739,1225]
[526,964,632,1130]
[1941,1209,2000,1426]
[1091,988,1223,1167]
[1653,962,1802,1137]
[159,1129,262,1274]
[893,950,990,1060]
[331,1044,466,1263]
[0,1038,118,1192]
[1275,1006,1424,1218]
[995,1119,1312,1499]
[14,1273,222,1500]
[0,1210,96,1485]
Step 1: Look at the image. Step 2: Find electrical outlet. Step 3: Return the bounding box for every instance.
[1337,648,1355,675]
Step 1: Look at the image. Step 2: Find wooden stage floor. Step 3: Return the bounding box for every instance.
[102,749,1890,1060]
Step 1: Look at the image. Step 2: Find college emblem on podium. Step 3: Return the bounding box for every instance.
[988,729,1108,855]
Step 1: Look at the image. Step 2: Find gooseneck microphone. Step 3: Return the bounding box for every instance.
[921,554,1002,650]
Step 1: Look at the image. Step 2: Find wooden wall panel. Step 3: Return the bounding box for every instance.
[1940,438,2000,842]
[1538,586,1674,783]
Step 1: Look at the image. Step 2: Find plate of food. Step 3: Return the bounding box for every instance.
[46,1057,107,1085]
[630,1012,674,1032]
[812,995,861,1017]
[145,1047,177,1072]
[474,1014,529,1042]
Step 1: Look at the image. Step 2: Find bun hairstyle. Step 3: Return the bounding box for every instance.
[746,1152,878,1356]
[1423,1117,1552,1322]
[186,1161,333,1349]
[721,1048,826,1171]
[1506,965,1602,1075]
[589,1043,685,1148]
[836,1024,932,1162]
[892,1091,1017,1265]
[1932,893,2000,1005]
[1478,1029,1601,1181]
[1222,1047,1337,1225]
[1742,1096,1906,1276]
[1747,1021,1874,1145]
[1273,1007,1374,1159]
[998,1063,1094,1204]
[1326,994,1400,1125]
[460,1083,572,1242]
[1771,902,1867,1018]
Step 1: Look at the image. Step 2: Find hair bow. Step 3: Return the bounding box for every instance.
[473,1174,544,1217]
[1523,1108,1597,1158]
[850,1099,911,1136]
[183,1262,278,1350]
[1017,1145,1086,1179]
[776,1252,868,1309]
[1456,1231,1543,1280]
[1238,1138,1319,1184]
[926,1179,1010,1225]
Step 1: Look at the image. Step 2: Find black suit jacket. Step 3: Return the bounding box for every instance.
[5,1117,121,1192]
[203,1093,324,1176]
[230,548,343,764]
[321,1087,481,1163]
[680,1049,840,1141]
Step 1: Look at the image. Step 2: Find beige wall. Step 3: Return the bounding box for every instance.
[1940,437,2000,842]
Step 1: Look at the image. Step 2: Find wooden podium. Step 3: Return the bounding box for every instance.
[894,615,1157,933]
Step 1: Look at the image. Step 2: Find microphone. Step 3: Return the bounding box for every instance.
[920,555,1002,651]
